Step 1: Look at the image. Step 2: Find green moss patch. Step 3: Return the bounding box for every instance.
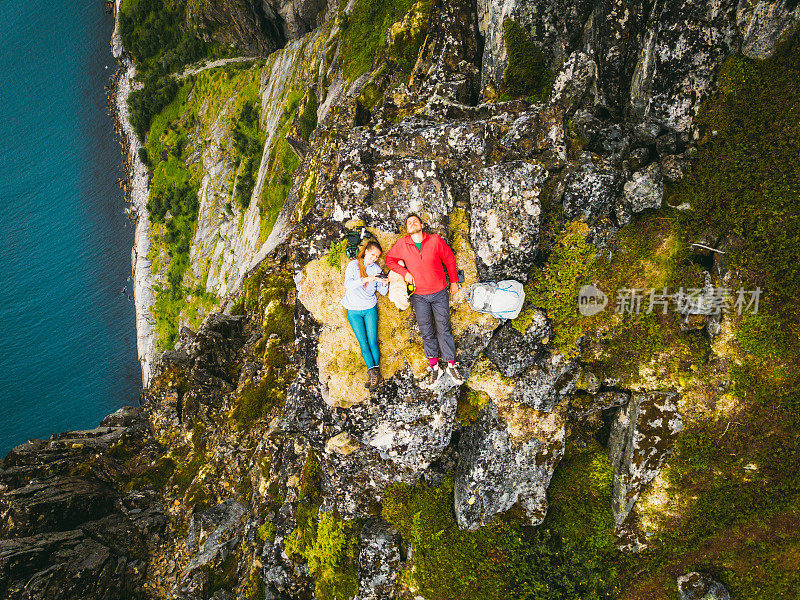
[283,452,360,600]
[500,19,555,102]
[382,475,621,600]
[670,29,800,412]
[339,0,428,81]
[142,65,263,349]
[230,267,296,430]
[119,0,229,139]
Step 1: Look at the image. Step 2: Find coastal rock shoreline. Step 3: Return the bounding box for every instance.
[109,0,156,387]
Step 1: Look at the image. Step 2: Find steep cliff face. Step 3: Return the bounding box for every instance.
[3,1,800,599]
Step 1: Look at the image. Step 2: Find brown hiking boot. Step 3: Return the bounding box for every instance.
[368,367,383,390]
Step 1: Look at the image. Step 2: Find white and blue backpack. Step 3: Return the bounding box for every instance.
[466,280,525,321]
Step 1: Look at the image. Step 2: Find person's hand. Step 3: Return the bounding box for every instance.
[404,272,415,285]
[450,282,460,295]
[363,275,380,283]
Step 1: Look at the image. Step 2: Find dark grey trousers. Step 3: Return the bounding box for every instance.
[410,287,456,363]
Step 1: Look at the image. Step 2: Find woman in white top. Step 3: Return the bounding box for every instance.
[341,240,389,389]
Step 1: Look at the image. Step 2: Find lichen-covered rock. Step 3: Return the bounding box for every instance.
[570,389,630,419]
[358,518,403,600]
[608,391,683,531]
[485,313,550,378]
[499,104,567,168]
[469,160,547,281]
[509,351,578,412]
[738,0,800,59]
[549,50,596,114]
[661,152,693,183]
[409,0,482,104]
[371,158,456,232]
[562,158,622,224]
[677,571,732,600]
[477,0,594,94]
[623,161,664,213]
[314,373,460,519]
[344,368,460,474]
[631,0,738,132]
[173,501,249,598]
[455,399,567,530]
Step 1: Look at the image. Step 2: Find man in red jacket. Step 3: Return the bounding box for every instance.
[385,213,464,389]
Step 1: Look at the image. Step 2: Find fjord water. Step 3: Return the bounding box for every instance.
[0,0,140,455]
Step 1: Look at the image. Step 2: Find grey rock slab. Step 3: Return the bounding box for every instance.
[631,0,739,132]
[562,158,622,224]
[549,51,597,114]
[176,501,248,595]
[500,104,567,168]
[358,518,402,600]
[455,400,566,530]
[624,162,664,212]
[318,377,460,519]
[608,391,683,528]
[469,160,547,281]
[509,352,579,412]
[370,158,456,234]
[485,312,550,378]
[739,0,800,60]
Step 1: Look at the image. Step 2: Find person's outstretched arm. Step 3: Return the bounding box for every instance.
[385,243,409,277]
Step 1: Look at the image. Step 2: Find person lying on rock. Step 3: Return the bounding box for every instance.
[385,213,465,389]
[341,239,389,390]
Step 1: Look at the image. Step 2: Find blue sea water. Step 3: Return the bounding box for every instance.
[0,0,141,455]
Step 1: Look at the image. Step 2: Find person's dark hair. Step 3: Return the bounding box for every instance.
[357,240,383,288]
[405,212,424,231]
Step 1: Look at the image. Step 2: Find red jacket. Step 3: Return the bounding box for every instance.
[385,233,458,295]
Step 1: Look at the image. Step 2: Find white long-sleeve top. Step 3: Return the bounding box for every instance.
[340,259,389,310]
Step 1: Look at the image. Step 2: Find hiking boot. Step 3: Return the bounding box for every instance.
[368,367,383,390]
[419,364,443,390]
[364,369,372,389]
[445,362,465,385]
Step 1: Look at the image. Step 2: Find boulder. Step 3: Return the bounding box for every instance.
[738,0,800,59]
[549,51,597,114]
[499,104,567,168]
[631,1,738,132]
[570,389,630,419]
[469,161,547,281]
[608,391,683,529]
[174,501,249,597]
[562,158,623,224]
[371,158,456,233]
[345,368,460,474]
[677,572,732,600]
[623,162,664,212]
[485,312,550,378]
[317,374,460,519]
[509,352,579,412]
[661,152,693,183]
[477,0,595,95]
[358,519,403,600]
[455,399,567,530]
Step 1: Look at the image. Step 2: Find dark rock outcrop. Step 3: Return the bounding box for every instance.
[0,408,166,600]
